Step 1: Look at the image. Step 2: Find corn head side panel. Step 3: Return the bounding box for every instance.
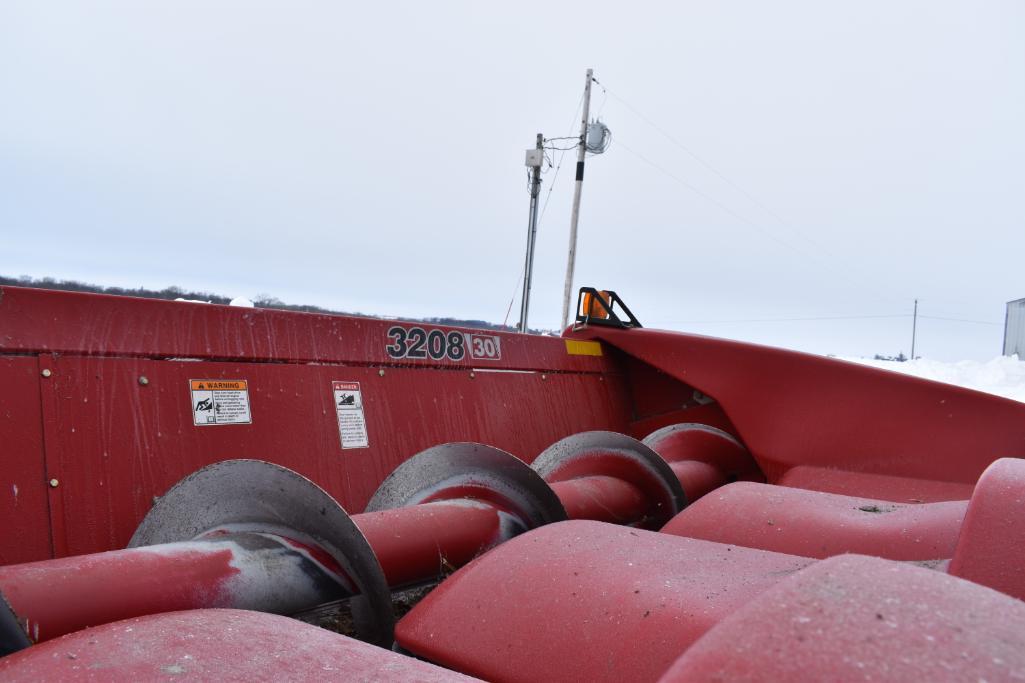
[0,287,640,561]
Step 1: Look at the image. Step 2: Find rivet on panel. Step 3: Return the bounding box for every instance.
[48,478,59,488]
[469,372,476,379]
[138,376,149,386]
[41,368,52,378]
[378,369,385,377]
[541,374,547,380]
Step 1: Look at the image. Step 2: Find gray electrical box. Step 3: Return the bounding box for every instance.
[525,149,543,168]
[1004,298,1025,357]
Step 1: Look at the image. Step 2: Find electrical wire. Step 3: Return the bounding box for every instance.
[649,313,1002,326]
[615,138,814,257]
[598,78,920,309]
[602,82,825,250]
[919,315,1001,326]
[650,313,911,325]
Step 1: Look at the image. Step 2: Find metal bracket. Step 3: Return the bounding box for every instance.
[574,287,642,329]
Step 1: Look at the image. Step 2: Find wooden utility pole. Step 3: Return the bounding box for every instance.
[560,68,594,330]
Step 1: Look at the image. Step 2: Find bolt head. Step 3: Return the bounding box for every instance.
[41,368,52,378]
[48,478,59,488]
[138,376,149,386]
[378,369,385,377]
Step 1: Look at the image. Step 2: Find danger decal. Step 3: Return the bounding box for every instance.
[333,381,370,449]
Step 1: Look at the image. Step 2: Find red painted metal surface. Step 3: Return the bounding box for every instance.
[0,357,50,565]
[643,423,763,500]
[0,285,651,560]
[0,533,349,642]
[948,457,1025,600]
[355,500,513,588]
[4,286,1025,679]
[659,554,1025,682]
[548,476,649,524]
[395,520,812,682]
[577,326,1025,492]
[0,609,476,681]
[661,481,967,560]
[777,466,975,502]
[0,286,606,372]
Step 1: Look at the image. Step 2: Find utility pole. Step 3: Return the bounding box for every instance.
[519,133,544,333]
[560,68,594,330]
[910,298,918,360]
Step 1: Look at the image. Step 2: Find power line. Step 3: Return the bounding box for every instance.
[919,314,1001,326]
[615,138,814,257]
[649,313,1002,326]
[650,313,911,325]
[601,81,831,255]
[598,79,917,309]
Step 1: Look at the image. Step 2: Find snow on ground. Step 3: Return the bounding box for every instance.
[840,355,1025,404]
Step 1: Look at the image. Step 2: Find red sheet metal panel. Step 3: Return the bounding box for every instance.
[661,481,966,560]
[0,357,51,564]
[0,286,610,373]
[396,520,812,682]
[579,327,1025,488]
[0,609,476,682]
[776,465,976,502]
[659,554,1025,682]
[39,355,631,557]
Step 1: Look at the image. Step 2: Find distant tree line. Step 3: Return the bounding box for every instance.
[1,275,544,333]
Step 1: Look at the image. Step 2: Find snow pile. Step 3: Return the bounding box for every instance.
[841,355,1025,404]
[229,297,255,308]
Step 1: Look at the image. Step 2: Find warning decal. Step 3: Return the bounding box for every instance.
[190,379,252,426]
[333,381,369,449]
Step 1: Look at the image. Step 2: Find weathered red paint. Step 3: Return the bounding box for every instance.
[643,423,763,501]
[548,476,649,524]
[576,326,1025,492]
[659,554,1025,682]
[661,481,967,560]
[0,532,352,643]
[948,457,1025,599]
[0,286,647,560]
[0,609,476,681]
[0,544,240,642]
[3,286,1025,680]
[0,357,50,565]
[777,466,975,503]
[355,500,508,588]
[396,520,812,682]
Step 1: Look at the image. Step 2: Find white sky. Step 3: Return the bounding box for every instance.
[1,1,1022,360]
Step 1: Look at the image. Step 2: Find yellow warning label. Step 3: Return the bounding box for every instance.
[190,380,247,391]
[565,340,603,356]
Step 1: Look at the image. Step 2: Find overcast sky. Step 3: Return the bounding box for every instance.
[1,2,1022,361]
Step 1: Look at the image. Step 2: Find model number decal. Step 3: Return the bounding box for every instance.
[467,333,501,360]
[385,327,502,362]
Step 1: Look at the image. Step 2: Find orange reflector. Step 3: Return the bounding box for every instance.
[581,290,611,319]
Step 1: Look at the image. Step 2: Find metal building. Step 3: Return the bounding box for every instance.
[1004,298,1025,357]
